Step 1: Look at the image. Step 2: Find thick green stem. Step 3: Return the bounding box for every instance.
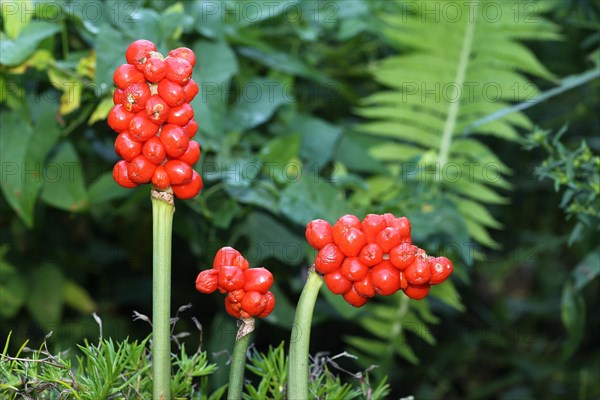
[228,318,254,400]
[288,268,324,400]
[152,190,175,400]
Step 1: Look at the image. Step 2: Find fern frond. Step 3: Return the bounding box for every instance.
[358,0,559,247]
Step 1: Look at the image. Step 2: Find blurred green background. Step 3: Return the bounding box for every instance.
[1,0,598,399]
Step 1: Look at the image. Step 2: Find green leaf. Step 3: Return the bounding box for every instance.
[0,248,28,318]
[0,21,61,66]
[561,282,586,358]
[95,23,125,90]
[260,134,301,166]
[1,0,33,39]
[27,264,65,328]
[40,141,89,212]
[289,115,343,166]
[0,103,61,227]
[572,246,600,292]
[238,212,305,266]
[63,279,97,314]
[279,176,349,226]
[227,78,291,131]
[335,132,387,174]
[428,280,465,312]
[88,95,114,125]
[88,172,132,205]
[159,2,185,41]
[192,39,238,141]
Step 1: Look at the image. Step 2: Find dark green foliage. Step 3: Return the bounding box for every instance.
[1,0,599,398]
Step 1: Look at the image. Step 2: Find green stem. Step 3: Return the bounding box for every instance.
[288,268,324,400]
[228,318,255,400]
[152,189,175,400]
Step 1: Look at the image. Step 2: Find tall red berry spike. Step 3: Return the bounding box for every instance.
[306,213,454,306]
[195,247,276,319]
[108,40,202,200]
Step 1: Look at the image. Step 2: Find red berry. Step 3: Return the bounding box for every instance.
[165,57,192,85]
[371,261,401,296]
[113,88,124,105]
[375,227,402,254]
[113,64,145,90]
[314,243,344,274]
[142,56,166,83]
[157,79,185,107]
[114,131,142,161]
[257,291,275,318]
[387,216,411,238]
[218,266,245,292]
[145,94,171,125]
[361,214,387,243]
[241,291,267,317]
[129,112,159,142]
[177,140,200,166]
[228,289,246,304]
[171,170,202,199]
[160,124,189,158]
[167,102,194,126]
[342,286,368,307]
[112,160,138,188]
[164,160,192,185]
[152,165,170,190]
[404,257,430,286]
[305,219,334,250]
[142,136,166,165]
[403,284,430,300]
[358,243,383,267]
[182,79,199,102]
[324,271,352,295]
[336,227,367,257]
[121,82,151,113]
[213,247,243,270]
[428,256,453,285]
[108,104,134,132]
[332,215,361,244]
[224,297,242,318]
[243,268,273,293]
[168,47,196,67]
[389,243,418,271]
[354,273,376,298]
[340,258,369,282]
[182,119,198,138]
[195,269,218,294]
[126,39,157,70]
[127,155,156,184]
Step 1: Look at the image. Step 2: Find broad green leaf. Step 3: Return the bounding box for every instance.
[192,39,238,141]
[260,134,301,165]
[63,280,96,314]
[0,21,60,66]
[561,283,586,358]
[40,141,89,212]
[0,249,28,318]
[88,95,114,125]
[572,246,600,292]
[88,172,132,204]
[428,280,465,312]
[47,68,82,115]
[335,132,387,174]
[239,212,305,266]
[289,115,343,166]
[227,78,291,131]
[160,2,185,41]
[279,176,349,226]
[95,23,125,90]
[225,180,279,211]
[0,102,61,227]
[1,0,32,39]
[26,264,65,328]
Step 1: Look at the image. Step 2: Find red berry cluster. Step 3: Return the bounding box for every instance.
[306,214,453,307]
[195,247,276,319]
[109,39,202,199]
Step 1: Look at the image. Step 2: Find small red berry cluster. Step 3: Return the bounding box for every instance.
[306,214,453,307]
[109,39,202,199]
[195,247,276,319]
